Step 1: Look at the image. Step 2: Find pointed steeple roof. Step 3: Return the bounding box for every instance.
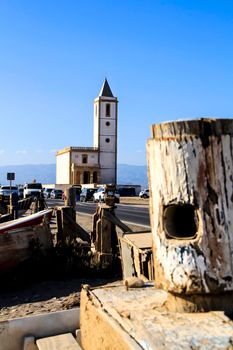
[98,78,114,97]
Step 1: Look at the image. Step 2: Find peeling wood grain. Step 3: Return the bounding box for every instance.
[147,118,233,295]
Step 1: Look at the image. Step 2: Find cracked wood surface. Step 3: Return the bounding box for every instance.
[147,119,233,295]
[80,285,233,350]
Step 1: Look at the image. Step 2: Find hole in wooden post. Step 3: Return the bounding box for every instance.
[163,204,198,239]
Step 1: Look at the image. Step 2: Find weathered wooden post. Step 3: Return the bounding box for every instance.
[91,204,114,267]
[91,185,126,269]
[147,118,233,311]
[64,187,76,209]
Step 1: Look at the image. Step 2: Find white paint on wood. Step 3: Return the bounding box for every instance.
[147,119,233,294]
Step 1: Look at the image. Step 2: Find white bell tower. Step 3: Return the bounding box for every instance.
[93,79,118,184]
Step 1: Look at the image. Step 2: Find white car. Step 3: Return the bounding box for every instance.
[24,183,43,198]
[139,189,149,198]
[93,187,120,203]
[43,188,54,199]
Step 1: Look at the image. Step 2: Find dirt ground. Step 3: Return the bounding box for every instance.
[0,198,149,322]
[119,196,149,206]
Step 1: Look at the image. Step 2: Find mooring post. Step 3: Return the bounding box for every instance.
[91,185,120,268]
[147,118,233,312]
[64,187,76,210]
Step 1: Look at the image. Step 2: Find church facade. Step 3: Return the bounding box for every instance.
[56,79,118,186]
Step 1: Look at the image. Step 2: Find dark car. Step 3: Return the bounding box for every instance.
[0,186,19,204]
[80,188,97,202]
[50,189,63,199]
[18,188,24,199]
[43,188,53,199]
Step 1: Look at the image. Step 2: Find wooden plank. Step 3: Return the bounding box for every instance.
[103,210,132,234]
[62,208,91,243]
[119,238,136,279]
[36,333,82,350]
[123,232,152,249]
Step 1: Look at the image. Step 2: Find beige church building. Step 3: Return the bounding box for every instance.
[56,79,118,186]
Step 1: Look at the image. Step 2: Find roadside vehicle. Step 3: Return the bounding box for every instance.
[139,189,149,198]
[72,185,82,201]
[80,188,97,202]
[24,183,43,198]
[18,187,24,199]
[93,187,120,203]
[43,188,53,199]
[50,189,63,199]
[0,186,19,204]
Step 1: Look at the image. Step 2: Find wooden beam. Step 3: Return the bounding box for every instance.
[36,333,82,350]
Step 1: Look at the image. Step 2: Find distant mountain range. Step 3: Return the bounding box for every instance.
[0,163,148,187]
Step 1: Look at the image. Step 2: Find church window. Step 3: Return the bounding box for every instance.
[105,138,110,143]
[93,171,98,183]
[83,171,90,184]
[95,105,98,116]
[106,104,110,117]
[106,121,110,126]
[82,154,88,163]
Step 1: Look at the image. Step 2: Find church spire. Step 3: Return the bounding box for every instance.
[98,78,114,97]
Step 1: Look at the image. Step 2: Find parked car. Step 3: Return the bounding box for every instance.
[139,189,149,198]
[18,187,24,199]
[43,188,54,199]
[80,188,97,202]
[0,186,19,204]
[93,187,120,203]
[50,189,63,199]
[24,183,43,198]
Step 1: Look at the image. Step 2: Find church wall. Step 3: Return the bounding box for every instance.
[56,152,70,184]
[99,152,115,168]
[71,151,98,166]
[93,101,99,148]
[99,101,116,120]
[100,169,116,184]
[98,98,117,184]
[99,135,116,152]
[99,118,116,136]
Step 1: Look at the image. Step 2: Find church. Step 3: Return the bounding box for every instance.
[56,79,118,186]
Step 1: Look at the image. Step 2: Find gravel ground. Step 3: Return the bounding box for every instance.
[0,199,149,321]
[120,196,149,206]
[0,277,114,321]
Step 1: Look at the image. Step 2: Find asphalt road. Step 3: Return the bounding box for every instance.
[46,199,150,228]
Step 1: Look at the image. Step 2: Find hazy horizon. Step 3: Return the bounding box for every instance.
[0,163,148,186]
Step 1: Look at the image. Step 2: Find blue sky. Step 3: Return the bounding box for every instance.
[1,0,233,166]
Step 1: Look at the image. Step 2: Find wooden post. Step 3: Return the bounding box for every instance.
[64,187,76,209]
[91,204,122,268]
[56,207,63,243]
[93,206,113,267]
[56,205,90,244]
[61,206,76,241]
[147,118,233,309]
